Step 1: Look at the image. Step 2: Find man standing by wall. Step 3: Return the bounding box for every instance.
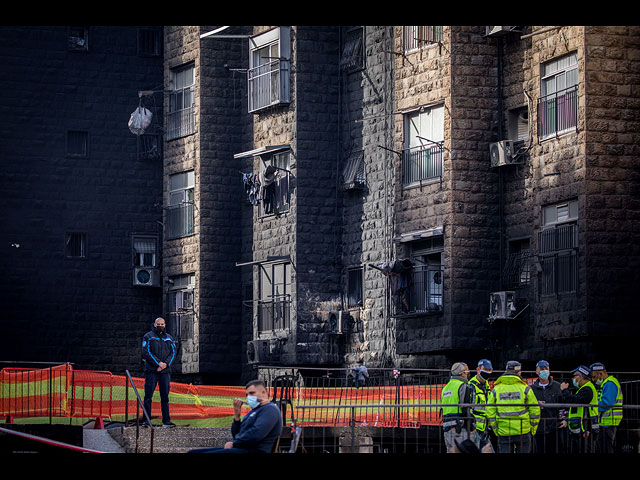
[141,317,176,427]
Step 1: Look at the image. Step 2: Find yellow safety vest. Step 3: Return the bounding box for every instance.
[441,377,473,431]
[568,381,600,434]
[469,375,489,432]
[598,376,623,427]
[487,374,540,436]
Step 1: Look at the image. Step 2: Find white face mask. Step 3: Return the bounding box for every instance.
[246,395,260,409]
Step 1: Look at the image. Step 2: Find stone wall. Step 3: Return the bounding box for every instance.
[0,26,164,372]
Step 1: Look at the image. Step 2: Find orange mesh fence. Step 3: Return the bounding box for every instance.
[1,365,444,427]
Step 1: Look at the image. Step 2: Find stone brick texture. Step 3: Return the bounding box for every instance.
[0,26,164,373]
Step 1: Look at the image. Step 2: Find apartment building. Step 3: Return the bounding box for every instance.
[3,26,637,384]
[161,25,639,383]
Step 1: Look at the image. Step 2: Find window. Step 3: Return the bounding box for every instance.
[340,27,364,73]
[342,150,365,190]
[138,28,162,57]
[260,150,290,216]
[67,131,88,157]
[403,104,444,186]
[410,237,444,314]
[68,26,88,51]
[538,52,578,139]
[248,27,291,113]
[258,262,292,332]
[166,170,195,239]
[347,266,363,308]
[132,235,158,267]
[65,232,86,258]
[168,63,195,140]
[403,26,443,53]
[503,238,531,289]
[167,273,195,341]
[539,200,578,296]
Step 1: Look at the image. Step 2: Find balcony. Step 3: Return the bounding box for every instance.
[392,265,444,316]
[537,85,578,139]
[258,295,291,333]
[165,202,194,239]
[167,106,195,140]
[248,59,290,113]
[402,144,443,187]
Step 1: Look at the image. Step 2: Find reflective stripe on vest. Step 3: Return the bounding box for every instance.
[599,376,623,427]
[488,383,540,436]
[568,381,600,434]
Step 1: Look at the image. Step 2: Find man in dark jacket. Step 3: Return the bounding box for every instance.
[531,360,566,453]
[141,317,176,427]
[190,379,283,453]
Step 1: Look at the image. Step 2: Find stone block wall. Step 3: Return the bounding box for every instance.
[0,26,164,372]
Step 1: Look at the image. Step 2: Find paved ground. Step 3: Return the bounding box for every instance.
[83,428,126,453]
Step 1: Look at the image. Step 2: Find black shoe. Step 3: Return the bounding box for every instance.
[162,421,176,428]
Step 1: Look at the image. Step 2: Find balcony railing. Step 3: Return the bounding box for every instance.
[167,106,195,140]
[393,265,444,316]
[248,59,289,113]
[402,144,443,187]
[165,202,194,239]
[538,85,578,139]
[258,295,291,333]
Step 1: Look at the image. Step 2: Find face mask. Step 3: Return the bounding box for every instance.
[572,378,580,388]
[154,326,165,334]
[538,370,550,381]
[478,370,491,380]
[595,378,603,386]
[246,395,260,409]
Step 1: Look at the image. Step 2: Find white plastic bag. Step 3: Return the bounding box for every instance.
[128,106,153,135]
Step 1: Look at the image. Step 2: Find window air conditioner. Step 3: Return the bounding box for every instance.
[133,267,161,287]
[246,339,271,364]
[486,26,515,37]
[489,291,517,320]
[489,140,515,168]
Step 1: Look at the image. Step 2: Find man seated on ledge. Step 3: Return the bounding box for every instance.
[190,379,283,453]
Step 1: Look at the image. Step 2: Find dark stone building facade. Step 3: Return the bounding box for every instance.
[1,26,164,374]
[3,26,638,384]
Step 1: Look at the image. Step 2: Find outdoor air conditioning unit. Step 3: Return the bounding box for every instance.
[489,140,515,168]
[246,339,271,364]
[133,267,161,287]
[486,26,516,37]
[489,291,517,320]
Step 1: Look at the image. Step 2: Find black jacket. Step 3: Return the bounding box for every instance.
[141,329,176,374]
[531,377,564,434]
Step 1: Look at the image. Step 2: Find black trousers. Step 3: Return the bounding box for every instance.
[143,371,171,424]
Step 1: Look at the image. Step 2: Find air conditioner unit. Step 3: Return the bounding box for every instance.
[489,140,515,168]
[486,26,515,37]
[489,291,517,320]
[133,267,161,287]
[246,339,271,364]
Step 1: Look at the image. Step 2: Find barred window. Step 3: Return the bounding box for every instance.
[539,200,578,296]
[538,52,578,139]
[168,63,195,140]
[166,170,195,239]
[403,26,443,53]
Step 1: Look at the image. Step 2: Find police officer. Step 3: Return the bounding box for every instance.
[531,360,566,453]
[441,362,476,453]
[486,360,540,453]
[469,359,494,452]
[590,362,623,453]
[561,365,599,453]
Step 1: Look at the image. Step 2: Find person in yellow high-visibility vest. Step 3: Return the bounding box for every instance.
[486,360,540,453]
[560,365,600,453]
[469,359,495,453]
[590,362,622,453]
[440,362,477,453]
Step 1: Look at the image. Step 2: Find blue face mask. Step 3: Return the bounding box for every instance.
[572,378,580,388]
[538,370,550,380]
[246,395,260,409]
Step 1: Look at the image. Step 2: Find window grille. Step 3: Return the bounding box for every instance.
[65,232,86,258]
[248,27,291,113]
[258,262,292,333]
[168,64,195,140]
[347,267,363,307]
[138,28,161,57]
[539,223,578,296]
[538,53,578,139]
[166,171,195,239]
[340,27,364,73]
[403,26,443,53]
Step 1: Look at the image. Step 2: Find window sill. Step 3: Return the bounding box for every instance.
[402,177,442,190]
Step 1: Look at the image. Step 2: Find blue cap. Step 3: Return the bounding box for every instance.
[590,362,605,371]
[536,360,550,369]
[571,365,591,377]
[477,359,493,370]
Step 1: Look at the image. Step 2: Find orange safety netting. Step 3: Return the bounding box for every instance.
[1,365,444,427]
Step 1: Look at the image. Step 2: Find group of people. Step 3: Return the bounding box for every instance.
[441,358,624,454]
[140,317,283,453]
